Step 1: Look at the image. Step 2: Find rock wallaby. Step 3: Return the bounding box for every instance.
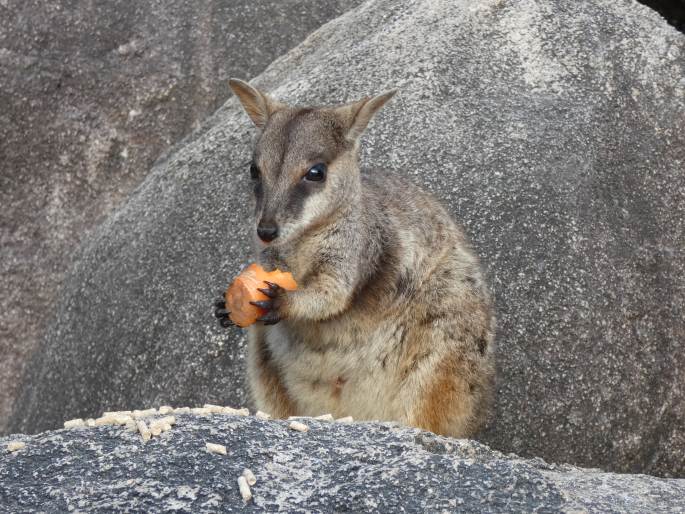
[216,79,495,438]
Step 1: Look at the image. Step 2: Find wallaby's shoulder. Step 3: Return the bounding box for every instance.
[360,169,463,241]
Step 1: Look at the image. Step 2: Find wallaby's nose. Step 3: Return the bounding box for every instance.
[257,224,279,242]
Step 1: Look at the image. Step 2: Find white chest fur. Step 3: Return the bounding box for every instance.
[264,318,407,421]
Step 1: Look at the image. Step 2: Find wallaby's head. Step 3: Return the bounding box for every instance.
[228,79,395,246]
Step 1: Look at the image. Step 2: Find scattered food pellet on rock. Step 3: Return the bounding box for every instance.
[173,407,191,414]
[93,413,130,426]
[238,476,252,502]
[7,441,25,452]
[125,419,138,432]
[289,421,309,432]
[150,416,176,430]
[336,416,354,423]
[203,404,224,413]
[94,416,115,426]
[192,407,212,416]
[149,416,175,435]
[114,414,133,425]
[132,408,157,419]
[158,406,174,415]
[103,410,132,418]
[85,418,96,427]
[243,468,257,486]
[63,418,85,429]
[255,411,271,420]
[315,414,334,421]
[137,420,151,442]
[206,442,227,455]
[222,406,249,416]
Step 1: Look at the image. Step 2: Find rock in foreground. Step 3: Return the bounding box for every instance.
[1,415,684,513]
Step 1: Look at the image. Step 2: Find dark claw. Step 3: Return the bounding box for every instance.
[214,297,234,328]
[257,287,277,298]
[250,300,273,310]
[257,312,281,325]
[252,281,286,325]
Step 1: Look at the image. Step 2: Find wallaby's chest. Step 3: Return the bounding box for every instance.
[264,317,406,420]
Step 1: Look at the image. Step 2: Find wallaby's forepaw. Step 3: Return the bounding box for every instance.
[251,281,287,325]
[214,298,234,328]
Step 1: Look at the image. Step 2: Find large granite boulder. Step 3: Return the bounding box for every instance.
[2,413,684,512]
[0,0,362,433]
[8,0,685,478]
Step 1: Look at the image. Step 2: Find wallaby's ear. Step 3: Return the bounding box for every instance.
[228,78,284,129]
[337,90,397,141]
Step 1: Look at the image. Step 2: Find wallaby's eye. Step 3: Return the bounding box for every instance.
[250,163,260,180]
[304,163,326,182]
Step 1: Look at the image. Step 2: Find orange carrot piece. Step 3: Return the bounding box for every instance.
[225,263,297,327]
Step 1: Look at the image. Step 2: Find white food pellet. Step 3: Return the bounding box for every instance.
[203,404,224,413]
[136,420,151,442]
[94,416,116,426]
[149,416,175,435]
[237,476,252,502]
[336,416,354,423]
[160,415,176,426]
[191,407,212,416]
[132,408,157,419]
[114,414,133,425]
[125,419,138,432]
[222,406,249,416]
[103,410,132,417]
[94,414,127,426]
[288,421,309,432]
[255,411,271,420]
[242,468,257,486]
[85,418,96,427]
[158,405,174,415]
[206,442,227,455]
[6,441,25,452]
[173,407,191,414]
[63,418,85,429]
[315,414,334,421]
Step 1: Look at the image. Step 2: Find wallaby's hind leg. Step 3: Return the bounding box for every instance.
[247,326,297,418]
[403,322,494,438]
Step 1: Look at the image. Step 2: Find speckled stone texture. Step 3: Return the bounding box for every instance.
[1,415,684,513]
[8,0,685,478]
[0,0,362,434]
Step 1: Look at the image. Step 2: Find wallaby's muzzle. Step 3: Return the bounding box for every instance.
[257,222,279,243]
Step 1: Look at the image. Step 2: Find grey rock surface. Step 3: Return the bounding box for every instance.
[8,0,685,478]
[0,0,362,433]
[2,414,684,513]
